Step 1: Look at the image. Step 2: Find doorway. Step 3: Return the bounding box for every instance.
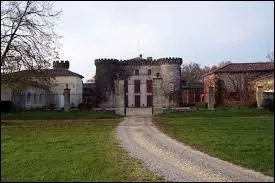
[135,95,140,107]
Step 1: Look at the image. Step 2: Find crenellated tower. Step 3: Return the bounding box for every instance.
[94,56,183,108]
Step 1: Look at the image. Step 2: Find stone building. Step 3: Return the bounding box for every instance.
[181,81,203,106]
[250,73,274,108]
[1,61,84,110]
[95,55,182,108]
[203,62,274,106]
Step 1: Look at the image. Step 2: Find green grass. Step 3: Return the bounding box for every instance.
[1,111,122,120]
[155,108,274,177]
[159,107,274,118]
[1,120,163,181]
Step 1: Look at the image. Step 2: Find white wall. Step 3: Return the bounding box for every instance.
[50,76,83,107]
[23,86,47,109]
[1,84,11,101]
[127,65,155,107]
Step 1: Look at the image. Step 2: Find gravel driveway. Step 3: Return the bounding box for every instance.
[116,116,274,182]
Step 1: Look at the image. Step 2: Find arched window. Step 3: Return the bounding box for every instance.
[27,92,32,104]
[39,94,43,104]
[34,93,37,104]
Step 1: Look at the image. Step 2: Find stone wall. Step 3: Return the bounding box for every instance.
[50,76,83,107]
[127,65,158,107]
[203,71,272,104]
[115,79,125,116]
[1,84,11,101]
[95,57,182,109]
[160,64,181,107]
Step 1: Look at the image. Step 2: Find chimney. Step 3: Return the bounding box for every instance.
[139,54,142,58]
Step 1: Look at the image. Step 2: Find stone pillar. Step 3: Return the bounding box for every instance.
[208,86,215,110]
[115,79,125,116]
[64,84,71,112]
[256,86,264,108]
[153,78,164,115]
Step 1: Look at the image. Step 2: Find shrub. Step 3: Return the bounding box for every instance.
[48,104,56,110]
[262,99,274,111]
[248,101,258,108]
[70,103,76,109]
[0,101,13,113]
[78,103,86,110]
[194,102,208,110]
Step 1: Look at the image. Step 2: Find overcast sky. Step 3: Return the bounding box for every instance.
[54,1,274,82]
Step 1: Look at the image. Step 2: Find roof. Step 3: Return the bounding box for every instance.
[251,73,274,82]
[3,68,84,79]
[181,81,203,89]
[41,68,84,78]
[204,62,274,76]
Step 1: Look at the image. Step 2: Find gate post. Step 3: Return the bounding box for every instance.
[208,86,215,110]
[115,79,125,116]
[153,77,164,115]
[64,84,71,112]
[256,86,264,108]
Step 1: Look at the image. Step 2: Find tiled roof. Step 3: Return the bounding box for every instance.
[251,73,274,82]
[217,62,274,72]
[2,68,84,79]
[42,68,84,78]
[204,62,274,76]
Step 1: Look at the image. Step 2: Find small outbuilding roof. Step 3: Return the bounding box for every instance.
[204,62,274,76]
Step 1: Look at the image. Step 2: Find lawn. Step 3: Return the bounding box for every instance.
[1,119,163,181]
[155,107,274,177]
[1,111,122,120]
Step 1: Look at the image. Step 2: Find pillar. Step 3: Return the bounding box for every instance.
[153,78,164,114]
[115,79,125,116]
[256,86,264,108]
[208,86,215,110]
[64,84,71,112]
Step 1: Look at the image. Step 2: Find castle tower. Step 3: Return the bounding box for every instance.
[94,58,119,108]
[53,60,70,69]
[159,57,182,107]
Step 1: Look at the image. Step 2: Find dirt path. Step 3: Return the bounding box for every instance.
[116,116,274,182]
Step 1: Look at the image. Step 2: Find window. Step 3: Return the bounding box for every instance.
[134,80,140,93]
[27,92,31,104]
[146,80,152,93]
[135,69,139,75]
[34,93,38,104]
[124,80,128,93]
[148,69,151,75]
[39,94,43,104]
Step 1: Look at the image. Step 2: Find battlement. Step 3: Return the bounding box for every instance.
[94,57,182,66]
[94,58,119,65]
[53,60,69,69]
[157,57,182,65]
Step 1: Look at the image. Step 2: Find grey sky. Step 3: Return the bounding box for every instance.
[54,1,274,82]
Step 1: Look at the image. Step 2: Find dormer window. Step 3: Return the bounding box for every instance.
[135,69,139,75]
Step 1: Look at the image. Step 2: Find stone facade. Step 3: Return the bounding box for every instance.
[1,61,84,110]
[1,84,12,101]
[95,55,182,109]
[114,79,125,115]
[203,62,274,106]
[250,74,274,108]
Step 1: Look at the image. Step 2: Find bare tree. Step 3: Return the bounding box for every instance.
[1,1,61,86]
[217,60,231,68]
[266,51,274,62]
[220,72,261,101]
[181,62,208,82]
